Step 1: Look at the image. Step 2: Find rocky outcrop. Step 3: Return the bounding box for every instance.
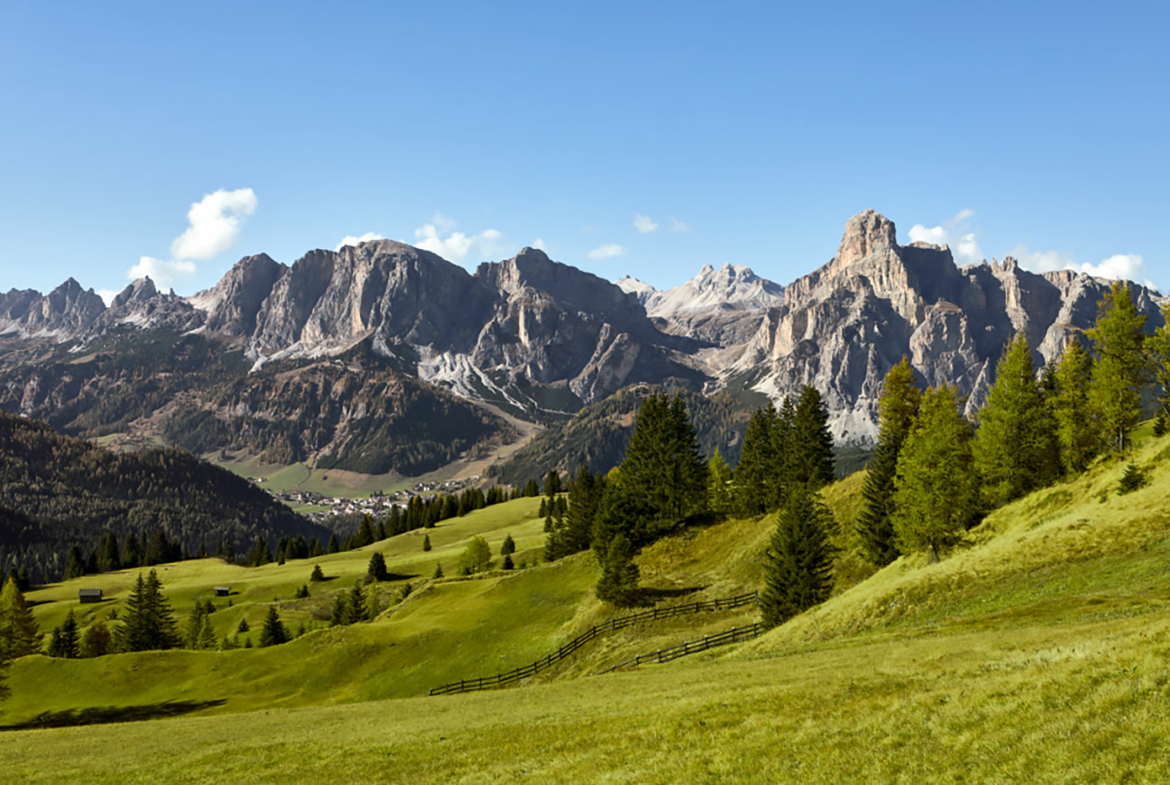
[742,211,1167,441]
[189,253,286,337]
[92,277,204,334]
[0,279,105,339]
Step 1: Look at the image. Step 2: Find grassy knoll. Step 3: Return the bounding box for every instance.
[4,431,1170,780]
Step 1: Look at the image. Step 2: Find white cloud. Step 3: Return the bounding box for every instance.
[335,232,384,251]
[670,217,691,233]
[907,208,983,265]
[633,214,659,233]
[1015,247,1153,288]
[413,217,504,264]
[588,244,626,260]
[531,238,547,251]
[96,289,119,307]
[170,188,258,260]
[128,256,198,290]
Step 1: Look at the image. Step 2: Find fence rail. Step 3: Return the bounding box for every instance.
[428,590,760,696]
[593,622,766,675]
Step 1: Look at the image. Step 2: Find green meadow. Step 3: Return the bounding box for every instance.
[4,430,1170,781]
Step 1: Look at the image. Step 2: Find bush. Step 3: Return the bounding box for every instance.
[1118,462,1148,495]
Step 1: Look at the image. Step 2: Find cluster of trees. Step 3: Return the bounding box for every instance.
[541,393,708,607]
[858,283,1170,567]
[0,408,325,585]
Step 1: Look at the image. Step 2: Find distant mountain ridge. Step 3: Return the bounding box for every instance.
[1,210,1164,452]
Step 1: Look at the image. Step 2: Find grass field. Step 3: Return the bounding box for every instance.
[5,429,1170,781]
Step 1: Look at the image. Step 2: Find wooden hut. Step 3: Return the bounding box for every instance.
[78,588,103,603]
[214,586,231,597]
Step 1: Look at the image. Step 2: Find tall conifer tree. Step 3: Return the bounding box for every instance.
[1146,305,1170,429]
[783,385,836,492]
[891,386,980,562]
[974,335,1060,507]
[1087,282,1149,452]
[857,357,921,566]
[1053,335,1098,474]
[0,577,42,660]
[760,485,835,627]
[733,404,776,517]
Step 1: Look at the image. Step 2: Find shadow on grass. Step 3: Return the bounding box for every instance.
[635,585,707,606]
[0,699,227,731]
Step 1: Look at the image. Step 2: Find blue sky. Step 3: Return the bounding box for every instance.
[1,1,1167,300]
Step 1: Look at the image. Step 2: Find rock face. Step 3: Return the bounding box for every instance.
[737,211,1166,441]
[0,279,106,338]
[2,210,1166,451]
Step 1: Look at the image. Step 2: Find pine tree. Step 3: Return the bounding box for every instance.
[783,385,836,492]
[1053,335,1099,474]
[310,564,325,582]
[198,615,217,650]
[502,554,515,570]
[237,618,250,633]
[891,386,981,562]
[562,464,602,556]
[760,485,835,628]
[367,552,389,582]
[857,357,921,566]
[706,448,734,516]
[422,534,432,552]
[545,470,562,499]
[48,610,81,658]
[80,616,112,658]
[115,570,180,652]
[330,594,348,627]
[432,562,444,579]
[356,515,376,548]
[500,534,516,555]
[0,577,42,660]
[1147,305,1170,427]
[258,606,288,647]
[538,498,548,518]
[327,534,340,554]
[185,604,208,649]
[733,404,776,517]
[347,583,369,623]
[594,534,640,607]
[974,335,1060,507]
[1087,282,1150,452]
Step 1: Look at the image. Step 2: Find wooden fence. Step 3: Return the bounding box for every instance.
[428,590,760,696]
[593,622,766,675]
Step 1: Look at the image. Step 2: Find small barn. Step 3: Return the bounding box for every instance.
[214,586,231,597]
[78,588,103,603]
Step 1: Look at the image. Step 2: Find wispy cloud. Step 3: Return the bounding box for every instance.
[336,232,384,251]
[633,214,659,233]
[588,244,626,260]
[1014,247,1154,289]
[413,213,505,264]
[128,257,198,291]
[907,208,983,265]
[669,217,692,233]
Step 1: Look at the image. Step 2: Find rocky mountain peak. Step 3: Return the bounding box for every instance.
[188,253,286,338]
[112,277,158,308]
[835,209,898,267]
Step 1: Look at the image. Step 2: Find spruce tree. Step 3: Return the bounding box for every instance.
[973,335,1060,507]
[500,534,516,555]
[433,562,444,579]
[186,605,208,649]
[356,515,376,548]
[0,576,42,660]
[80,616,112,658]
[48,610,81,658]
[1147,305,1170,427]
[1087,282,1149,452]
[327,533,340,554]
[760,485,835,628]
[259,606,288,647]
[891,386,981,562]
[545,470,562,499]
[310,564,325,582]
[115,571,180,652]
[857,357,921,566]
[706,448,733,516]
[368,552,389,582]
[733,404,775,517]
[330,594,347,626]
[783,385,836,492]
[237,618,250,633]
[198,615,217,650]
[423,534,432,552]
[594,534,640,607]
[1053,335,1099,474]
[502,554,515,570]
[347,583,369,623]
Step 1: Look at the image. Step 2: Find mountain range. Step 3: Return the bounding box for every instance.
[1,210,1164,471]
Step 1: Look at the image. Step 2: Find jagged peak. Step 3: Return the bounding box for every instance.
[835,209,898,266]
[112,276,158,308]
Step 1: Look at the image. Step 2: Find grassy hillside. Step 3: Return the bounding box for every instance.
[4,429,1170,781]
